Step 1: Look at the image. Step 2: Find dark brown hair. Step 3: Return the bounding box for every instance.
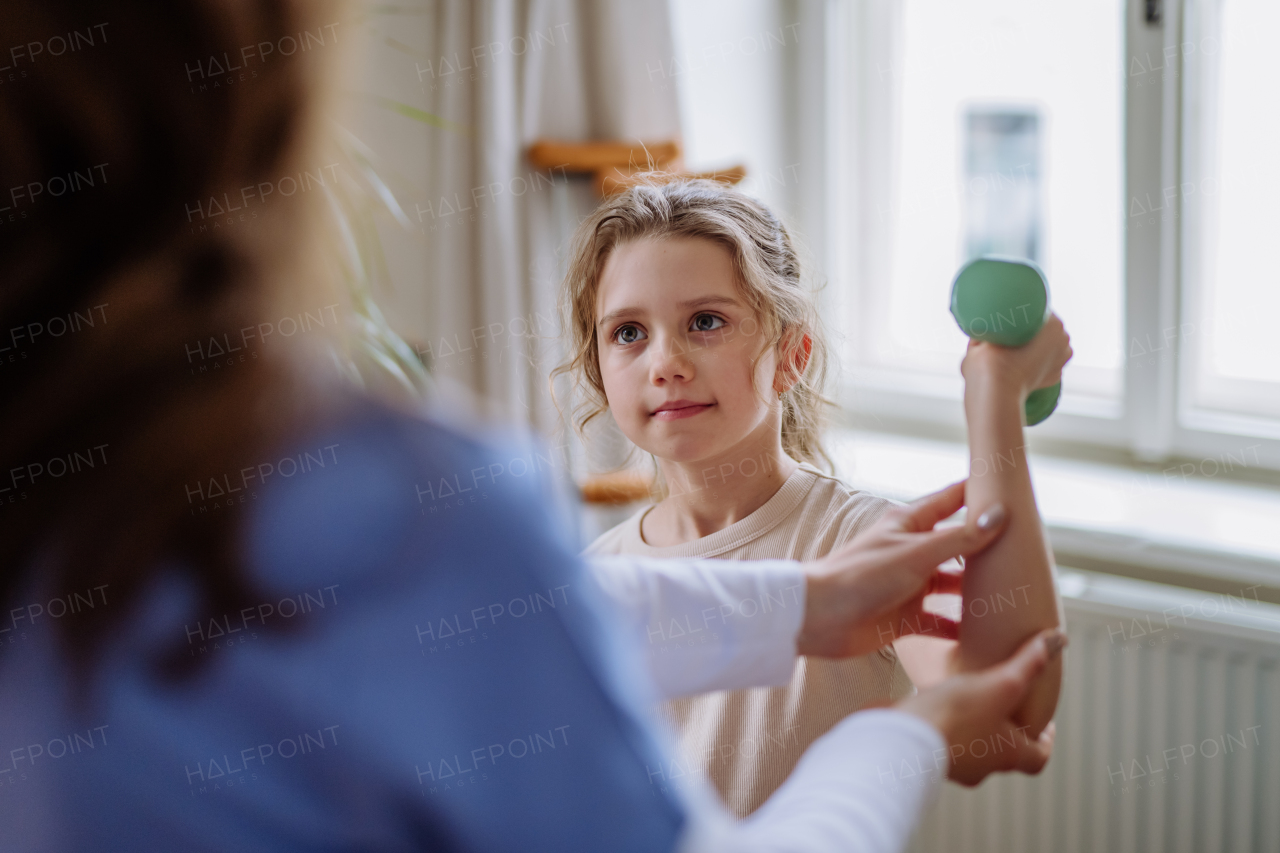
[0,0,340,665]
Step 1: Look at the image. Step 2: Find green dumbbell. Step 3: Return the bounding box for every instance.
[949,255,1060,426]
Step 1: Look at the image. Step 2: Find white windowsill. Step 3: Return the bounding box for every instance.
[828,427,1280,592]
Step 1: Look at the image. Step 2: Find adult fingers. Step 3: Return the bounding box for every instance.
[1013,722,1056,776]
[976,630,1064,715]
[893,480,967,534]
[900,502,1008,571]
[981,721,1052,777]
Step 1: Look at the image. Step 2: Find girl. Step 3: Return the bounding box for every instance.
[558,177,1069,816]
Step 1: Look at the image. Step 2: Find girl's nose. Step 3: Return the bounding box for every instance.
[648,334,694,385]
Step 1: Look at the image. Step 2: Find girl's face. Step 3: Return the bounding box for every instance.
[595,236,783,466]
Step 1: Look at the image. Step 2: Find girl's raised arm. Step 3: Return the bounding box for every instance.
[955,314,1072,735]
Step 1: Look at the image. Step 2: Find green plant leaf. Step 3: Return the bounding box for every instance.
[318,124,432,399]
[372,96,469,134]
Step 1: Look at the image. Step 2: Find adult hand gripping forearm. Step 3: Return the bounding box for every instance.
[795,479,1008,660]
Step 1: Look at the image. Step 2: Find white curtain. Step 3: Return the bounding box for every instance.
[417,0,682,440]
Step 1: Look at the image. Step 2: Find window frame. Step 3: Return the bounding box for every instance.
[1175,0,1280,455]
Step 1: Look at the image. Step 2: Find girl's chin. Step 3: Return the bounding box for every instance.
[642,438,732,467]
[633,422,763,466]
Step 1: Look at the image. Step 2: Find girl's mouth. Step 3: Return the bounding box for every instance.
[651,401,715,421]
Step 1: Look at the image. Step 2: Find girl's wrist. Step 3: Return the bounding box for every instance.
[964,370,1026,411]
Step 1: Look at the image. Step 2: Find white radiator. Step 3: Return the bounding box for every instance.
[907,569,1280,853]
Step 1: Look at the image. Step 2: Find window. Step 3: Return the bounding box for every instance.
[669,0,1280,470]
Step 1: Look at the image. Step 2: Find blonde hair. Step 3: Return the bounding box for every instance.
[553,177,833,471]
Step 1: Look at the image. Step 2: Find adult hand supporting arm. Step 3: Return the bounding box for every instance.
[677,630,1065,853]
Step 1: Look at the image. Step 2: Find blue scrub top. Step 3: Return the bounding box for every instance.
[0,403,685,852]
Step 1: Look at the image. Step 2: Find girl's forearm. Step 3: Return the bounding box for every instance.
[958,376,1063,735]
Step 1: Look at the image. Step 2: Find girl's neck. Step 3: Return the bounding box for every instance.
[641,435,799,547]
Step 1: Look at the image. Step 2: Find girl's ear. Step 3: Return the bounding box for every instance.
[773,330,813,394]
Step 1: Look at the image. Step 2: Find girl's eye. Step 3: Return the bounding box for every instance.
[613,324,646,345]
[691,313,726,333]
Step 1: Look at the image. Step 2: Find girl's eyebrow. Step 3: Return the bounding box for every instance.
[597,295,742,329]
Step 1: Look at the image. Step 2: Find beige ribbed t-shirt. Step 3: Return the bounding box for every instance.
[585,463,915,817]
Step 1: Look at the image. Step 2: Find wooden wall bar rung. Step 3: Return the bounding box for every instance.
[528,138,748,197]
[527,139,681,173]
[579,470,654,506]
